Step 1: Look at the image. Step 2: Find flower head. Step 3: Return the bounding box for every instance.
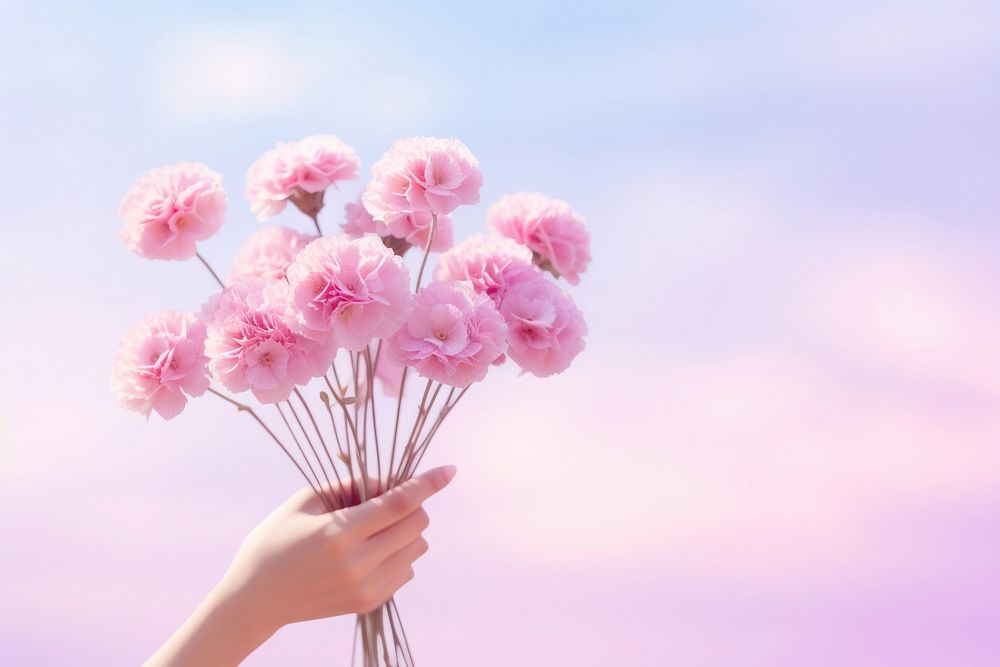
[286,235,413,351]
[434,233,538,308]
[112,310,210,419]
[379,210,454,253]
[387,281,507,388]
[500,276,587,377]
[118,163,227,261]
[374,354,406,398]
[203,279,334,403]
[343,196,453,255]
[230,226,317,283]
[362,137,482,224]
[487,192,591,284]
[342,198,378,237]
[245,135,360,221]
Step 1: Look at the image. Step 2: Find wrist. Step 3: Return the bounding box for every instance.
[143,572,281,667]
[208,572,282,655]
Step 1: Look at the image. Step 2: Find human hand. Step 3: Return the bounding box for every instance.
[228,465,456,627]
[144,465,456,667]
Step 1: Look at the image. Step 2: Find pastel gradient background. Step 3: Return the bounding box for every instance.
[3,1,1000,665]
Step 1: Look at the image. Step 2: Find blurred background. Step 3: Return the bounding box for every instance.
[2,1,1000,665]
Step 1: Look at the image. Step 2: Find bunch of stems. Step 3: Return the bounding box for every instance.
[199,215,463,666]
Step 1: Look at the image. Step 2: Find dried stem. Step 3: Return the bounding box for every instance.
[319,389,350,464]
[390,379,432,486]
[351,352,367,480]
[413,213,436,292]
[376,610,392,666]
[399,386,468,482]
[196,252,225,290]
[325,373,367,501]
[396,381,443,481]
[285,399,338,505]
[326,372,353,469]
[387,366,410,488]
[383,602,406,667]
[363,347,383,491]
[308,212,323,236]
[274,403,331,511]
[389,598,415,667]
[206,388,329,508]
[294,388,348,507]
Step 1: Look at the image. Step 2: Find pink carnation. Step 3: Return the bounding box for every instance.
[245,135,361,221]
[286,235,413,351]
[118,163,227,261]
[378,210,454,252]
[500,276,587,377]
[342,198,378,237]
[434,233,538,308]
[362,137,482,224]
[387,281,507,388]
[230,226,317,282]
[203,279,334,404]
[374,354,406,398]
[352,351,407,403]
[343,197,453,255]
[112,310,210,420]
[487,192,591,284]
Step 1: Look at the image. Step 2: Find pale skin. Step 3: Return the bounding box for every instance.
[144,465,457,667]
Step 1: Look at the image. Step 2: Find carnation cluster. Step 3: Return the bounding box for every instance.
[112,133,591,667]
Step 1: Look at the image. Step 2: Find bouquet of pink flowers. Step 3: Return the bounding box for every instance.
[112,135,589,665]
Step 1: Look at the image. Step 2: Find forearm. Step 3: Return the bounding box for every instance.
[143,576,278,667]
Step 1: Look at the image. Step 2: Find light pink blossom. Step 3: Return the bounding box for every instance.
[387,281,507,388]
[203,279,334,404]
[342,198,378,237]
[343,197,453,255]
[230,226,317,283]
[379,210,454,252]
[118,163,227,261]
[434,233,538,308]
[374,354,406,397]
[112,310,210,420]
[245,135,360,221]
[362,137,482,224]
[487,192,591,284]
[500,276,587,377]
[286,235,413,351]
[351,350,407,403]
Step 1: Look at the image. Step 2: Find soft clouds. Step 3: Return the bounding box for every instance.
[153,27,308,120]
[150,23,454,128]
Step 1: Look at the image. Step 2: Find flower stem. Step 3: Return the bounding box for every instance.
[386,365,409,490]
[413,213,436,292]
[308,212,323,237]
[206,387,330,509]
[363,347,383,493]
[400,386,468,482]
[285,399,339,506]
[294,388,349,507]
[390,379,432,486]
[388,598,415,667]
[274,403,330,508]
[196,252,226,290]
[324,373,367,501]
